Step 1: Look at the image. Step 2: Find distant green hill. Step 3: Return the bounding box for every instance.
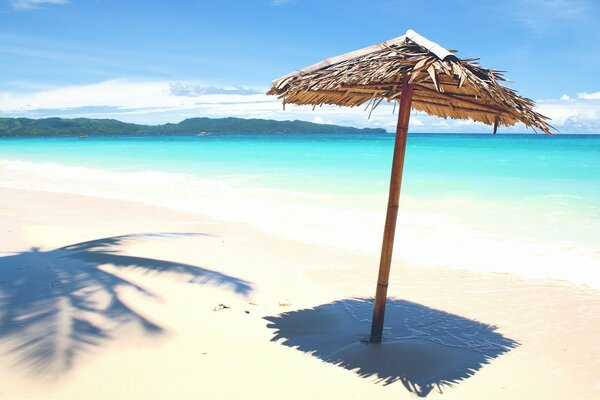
[0,117,387,136]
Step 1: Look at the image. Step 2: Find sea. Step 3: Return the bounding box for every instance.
[1,133,599,288]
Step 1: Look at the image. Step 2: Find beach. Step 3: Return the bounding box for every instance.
[1,134,600,399]
[1,187,600,398]
[2,0,600,397]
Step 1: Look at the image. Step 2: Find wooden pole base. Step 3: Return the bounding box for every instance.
[370,80,414,343]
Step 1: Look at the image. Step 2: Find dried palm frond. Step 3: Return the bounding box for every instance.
[268,30,552,134]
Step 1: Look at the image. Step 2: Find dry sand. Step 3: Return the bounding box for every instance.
[0,187,599,399]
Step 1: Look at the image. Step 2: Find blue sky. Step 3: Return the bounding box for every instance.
[1,0,599,132]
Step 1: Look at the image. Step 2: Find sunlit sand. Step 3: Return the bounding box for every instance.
[1,187,598,399]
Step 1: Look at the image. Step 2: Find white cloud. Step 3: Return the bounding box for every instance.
[578,91,600,100]
[11,0,69,10]
[0,80,266,112]
[560,94,570,101]
[536,96,600,132]
[410,117,424,127]
[1,79,599,133]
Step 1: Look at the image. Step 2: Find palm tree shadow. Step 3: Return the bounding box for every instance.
[0,233,252,375]
[265,298,518,397]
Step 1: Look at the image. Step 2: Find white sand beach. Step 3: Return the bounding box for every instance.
[2,0,600,398]
[1,186,599,399]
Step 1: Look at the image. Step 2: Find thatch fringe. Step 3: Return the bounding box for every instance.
[268,30,552,134]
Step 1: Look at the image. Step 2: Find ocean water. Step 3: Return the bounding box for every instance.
[1,133,599,287]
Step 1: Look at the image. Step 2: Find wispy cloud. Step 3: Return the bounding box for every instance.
[0,80,269,114]
[1,79,598,133]
[509,0,594,32]
[169,83,260,97]
[11,0,69,10]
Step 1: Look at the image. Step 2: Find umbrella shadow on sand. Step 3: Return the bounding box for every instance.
[0,233,252,375]
[265,298,518,397]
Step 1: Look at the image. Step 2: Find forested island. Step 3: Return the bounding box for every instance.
[0,117,386,136]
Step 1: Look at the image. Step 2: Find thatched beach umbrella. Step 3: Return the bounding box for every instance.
[267,29,551,343]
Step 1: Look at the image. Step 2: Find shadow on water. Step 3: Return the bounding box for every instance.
[0,233,252,374]
[265,298,518,397]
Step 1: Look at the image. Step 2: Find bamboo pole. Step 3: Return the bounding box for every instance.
[370,79,414,343]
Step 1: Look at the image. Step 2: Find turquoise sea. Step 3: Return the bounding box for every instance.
[1,133,599,196]
[1,133,599,286]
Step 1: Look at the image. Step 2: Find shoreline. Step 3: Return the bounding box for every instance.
[2,158,599,289]
[1,186,599,399]
[2,185,595,293]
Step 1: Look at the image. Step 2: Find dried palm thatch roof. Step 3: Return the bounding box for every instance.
[268,30,552,134]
